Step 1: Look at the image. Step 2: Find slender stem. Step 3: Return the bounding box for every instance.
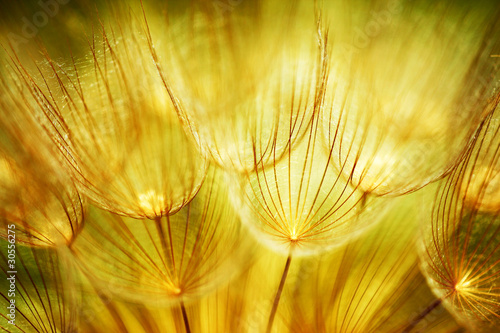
[401,298,442,333]
[266,253,293,333]
[180,301,191,333]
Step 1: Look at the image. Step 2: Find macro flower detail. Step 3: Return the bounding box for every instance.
[154,3,321,173]
[322,1,500,196]
[0,0,499,332]
[420,95,500,332]
[5,21,208,220]
[70,166,248,330]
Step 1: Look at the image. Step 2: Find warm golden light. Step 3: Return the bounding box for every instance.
[421,100,500,332]
[0,0,499,332]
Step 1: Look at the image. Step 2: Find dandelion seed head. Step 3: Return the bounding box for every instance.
[1,0,499,331]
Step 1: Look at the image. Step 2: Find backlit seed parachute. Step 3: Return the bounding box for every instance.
[70,166,249,306]
[152,1,320,173]
[232,59,387,255]
[322,0,500,196]
[0,156,84,248]
[0,66,84,248]
[286,193,461,333]
[0,242,82,332]
[420,94,500,332]
[6,16,207,219]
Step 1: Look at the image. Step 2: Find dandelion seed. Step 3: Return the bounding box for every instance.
[0,66,84,248]
[420,94,500,332]
[4,15,208,220]
[225,9,389,331]
[322,1,500,195]
[70,167,249,309]
[152,2,318,173]
[1,0,499,332]
[287,193,460,333]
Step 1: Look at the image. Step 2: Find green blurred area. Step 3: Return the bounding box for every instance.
[0,0,498,60]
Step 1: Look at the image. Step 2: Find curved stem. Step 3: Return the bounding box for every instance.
[401,298,442,333]
[180,300,191,333]
[266,252,293,333]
